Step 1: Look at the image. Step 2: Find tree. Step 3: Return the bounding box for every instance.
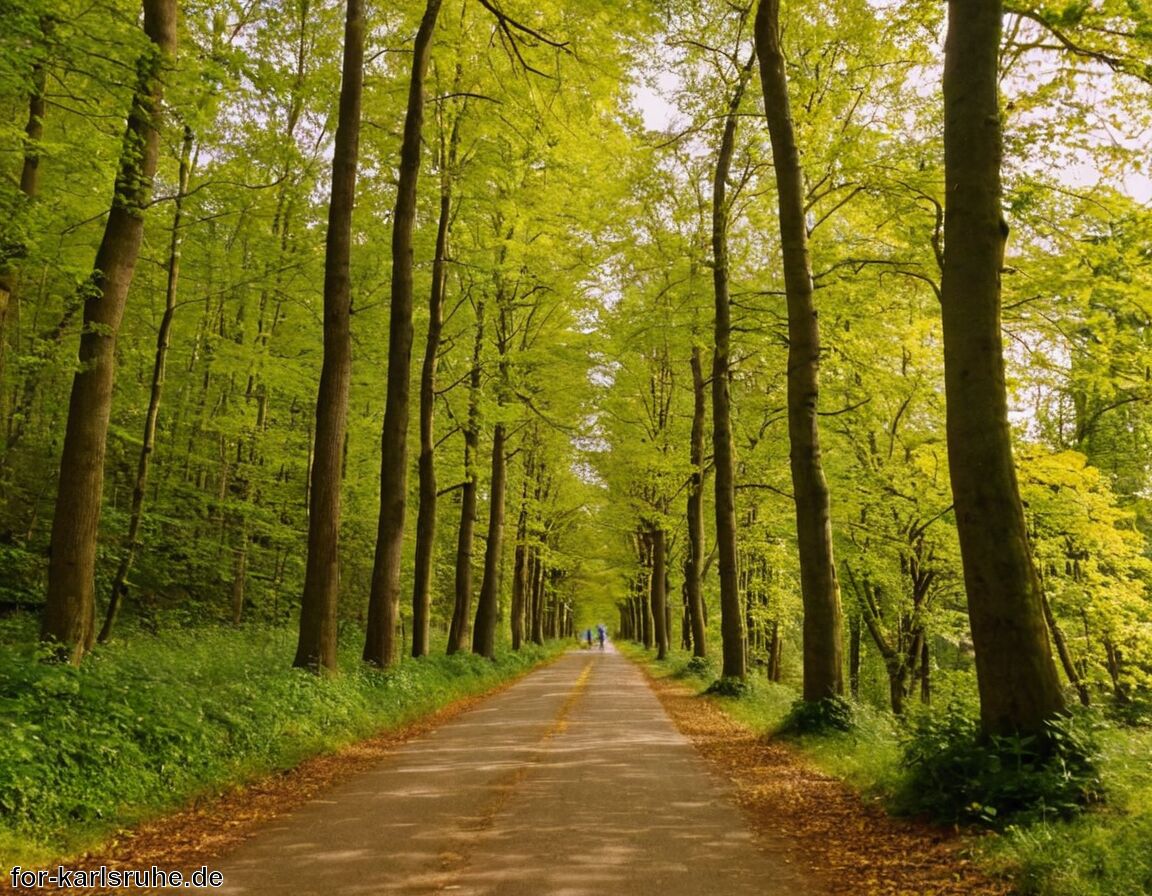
[939,0,1065,738]
[684,343,708,658]
[364,0,444,668]
[447,292,484,654]
[711,55,756,681]
[411,67,463,659]
[754,0,844,701]
[40,0,178,663]
[294,0,365,672]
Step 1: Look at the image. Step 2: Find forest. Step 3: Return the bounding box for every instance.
[1,0,1151,891]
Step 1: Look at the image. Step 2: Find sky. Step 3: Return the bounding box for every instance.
[629,24,1152,207]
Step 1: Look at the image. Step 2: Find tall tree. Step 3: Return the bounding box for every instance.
[40,0,178,663]
[711,56,756,681]
[684,342,708,658]
[472,406,506,657]
[939,0,1065,737]
[294,0,365,672]
[364,0,444,667]
[411,66,462,659]
[754,0,844,701]
[447,293,484,654]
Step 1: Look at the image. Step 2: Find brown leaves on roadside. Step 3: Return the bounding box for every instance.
[645,675,1014,896]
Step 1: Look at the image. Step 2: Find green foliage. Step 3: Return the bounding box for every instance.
[0,617,560,862]
[778,695,857,736]
[897,705,1104,826]
[985,726,1152,896]
[704,675,749,698]
[679,655,716,679]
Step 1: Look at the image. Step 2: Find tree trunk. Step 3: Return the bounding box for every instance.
[650,525,668,659]
[755,0,844,702]
[848,614,861,699]
[919,639,931,705]
[294,0,364,672]
[940,0,1066,739]
[510,474,530,650]
[529,546,545,645]
[685,343,708,658]
[364,0,443,667]
[472,422,506,658]
[40,0,177,663]
[711,59,755,680]
[411,92,458,659]
[1103,636,1128,704]
[638,531,653,649]
[448,295,485,653]
[767,620,782,682]
[1041,589,1090,707]
[231,521,248,624]
[19,44,47,198]
[100,125,194,644]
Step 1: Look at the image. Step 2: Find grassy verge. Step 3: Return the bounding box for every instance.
[983,726,1152,896]
[0,616,563,864]
[623,644,1152,896]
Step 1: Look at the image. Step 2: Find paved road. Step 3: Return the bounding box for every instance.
[211,648,817,896]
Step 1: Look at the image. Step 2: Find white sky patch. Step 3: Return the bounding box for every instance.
[631,70,683,133]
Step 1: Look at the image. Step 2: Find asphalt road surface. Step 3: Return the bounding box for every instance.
[211,647,818,896]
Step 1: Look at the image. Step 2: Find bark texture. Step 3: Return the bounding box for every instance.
[448,296,485,654]
[411,92,458,658]
[510,476,530,650]
[755,0,844,701]
[294,0,364,672]
[364,0,443,667]
[711,60,755,680]
[41,0,177,663]
[472,422,506,657]
[940,0,1066,737]
[685,343,708,658]
[650,525,669,660]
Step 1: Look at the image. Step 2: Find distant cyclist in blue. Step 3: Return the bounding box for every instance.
[596,624,606,649]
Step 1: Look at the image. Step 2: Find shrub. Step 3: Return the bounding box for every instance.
[704,675,749,697]
[896,704,1104,826]
[777,695,856,735]
[677,656,715,680]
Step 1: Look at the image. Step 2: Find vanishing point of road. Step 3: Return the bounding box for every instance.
[212,647,823,896]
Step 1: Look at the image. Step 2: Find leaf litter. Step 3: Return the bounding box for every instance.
[643,671,1014,896]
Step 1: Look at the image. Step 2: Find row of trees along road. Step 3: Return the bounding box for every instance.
[596,0,1151,748]
[2,0,1151,748]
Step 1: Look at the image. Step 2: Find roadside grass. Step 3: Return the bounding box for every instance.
[624,644,1152,896]
[984,726,1152,896]
[0,615,563,864]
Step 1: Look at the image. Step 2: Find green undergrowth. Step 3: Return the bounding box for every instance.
[0,616,563,864]
[624,645,1152,895]
[895,703,1105,826]
[983,726,1152,896]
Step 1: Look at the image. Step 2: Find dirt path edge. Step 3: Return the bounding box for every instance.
[634,662,1014,896]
